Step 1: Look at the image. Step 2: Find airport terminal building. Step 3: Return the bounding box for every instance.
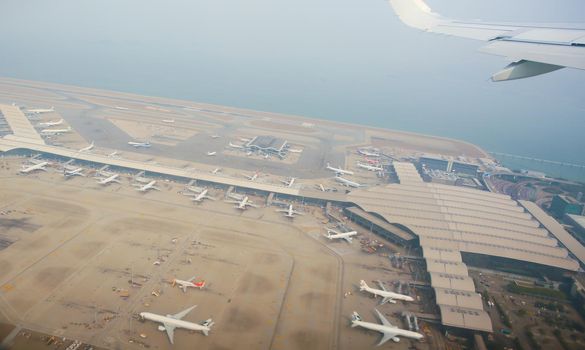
[347,162,582,333]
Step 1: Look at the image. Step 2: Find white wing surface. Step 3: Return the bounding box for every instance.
[388,0,585,81]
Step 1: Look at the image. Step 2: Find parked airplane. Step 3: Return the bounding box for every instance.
[40,127,72,135]
[364,157,380,165]
[388,0,585,81]
[357,162,383,172]
[20,161,49,174]
[281,177,296,188]
[326,163,354,176]
[162,119,175,123]
[134,180,160,192]
[225,196,258,210]
[276,204,304,218]
[96,173,121,185]
[358,149,381,157]
[228,142,244,149]
[359,280,414,304]
[63,166,85,177]
[107,151,120,158]
[207,151,217,156]
[324,228,358,243]
[128,141,151,148]
[244,172,259,181]
[315,184,328,192]
[27,106,55,114]
[288,148,303,153]
[78,141,94,153]
[139,305,214,344]
[37,118,63,127]
[351,309,424,345]
[172,276,206,292]
[335,176,363,188]
[191,189,216,203]
[210,134,221,139]
[211,168,221,174]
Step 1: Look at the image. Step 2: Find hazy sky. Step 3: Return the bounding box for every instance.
[1,0,584,165]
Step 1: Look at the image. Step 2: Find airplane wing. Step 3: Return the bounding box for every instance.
[388,0,585,81]
[343,236,353,243]
[163,323,176,344]
[376,280,387,292]
[171,305,197,320]
[374,309,394,327]
[378,332,398,346]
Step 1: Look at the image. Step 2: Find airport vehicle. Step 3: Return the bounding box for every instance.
[172,276,206,292]
[37,118,63,127]
[78,141,94,153]
[134,180,160,192]
[388,0,585,81]
[350,309,424,345]
[128,141,151,148]
[357,162,383,172]
[324,228,358,243]
[20,160,49,173]
[326,163,354,176]
[358,149,380,157]
[27,106,55,114]
[225,196,258,210]
[207,151,217,156]
[139,305,214,344]
[40,127,71,135]
[190,189,216,203]
[276,204,304,218]
[335,176,363,188]
[281,177,296,187]
[96,173,121,185]
[359,280,414,304]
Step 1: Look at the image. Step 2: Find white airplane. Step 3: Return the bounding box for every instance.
[211,168,221,174]
[335,176,363,188]
[139,305,214,344]
[134,180,160,192]
[244,172,259,181]
[96,173,121,185]
[210,134,221,139]
[357,162,383,172]
[27,106,54,114]
[114,106,129,110]
[37,118,63,127]
[78,141,94,153]
[359,280,414,304]
[326,163,354,176]
[324,228,358,243]
[207,151,217,156]
[128,141,151,148]
[228,142,244,149]
[20,161,49,173]
[225,196,258,210]
[172,276,206,292]
[288,148,303,153]
[162,119,175,123]
[281,177,296,187]
[107,151,120,158]
[40,126,72,135]
[358,149,380,157]
[276,204,304,218]
[351,309,423,345]
[191,189,216,202]
[315,184,327,192]
[63,166,85,177]
[388,0,585,81]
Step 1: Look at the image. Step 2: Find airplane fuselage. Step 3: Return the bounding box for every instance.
[335,176,362,188]
[351,319,423,341]
[140,312,211,334]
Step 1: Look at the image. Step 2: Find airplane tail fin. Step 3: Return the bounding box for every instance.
[359,280,368,291]
[201,319,214,336]
[351,311,361,326]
